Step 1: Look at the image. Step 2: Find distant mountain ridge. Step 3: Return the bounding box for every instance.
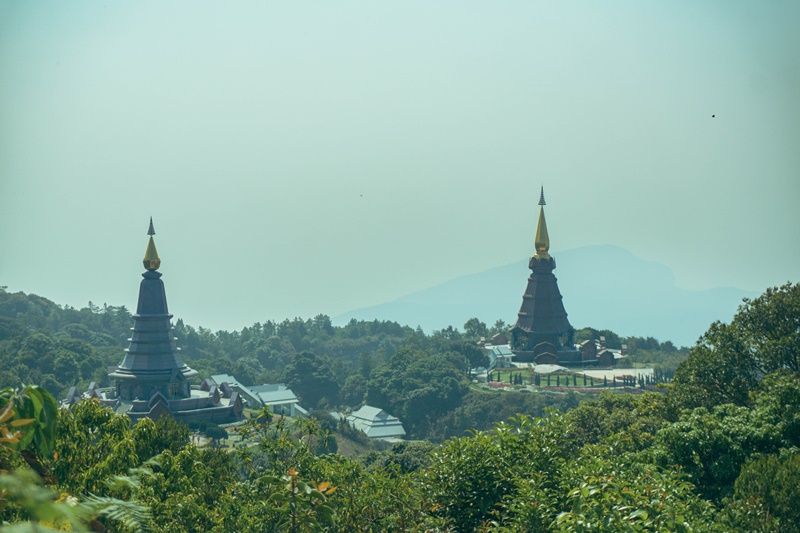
[333,245,757,347]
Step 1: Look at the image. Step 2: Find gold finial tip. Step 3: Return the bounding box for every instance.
[533,193,550,260]
[143,219,161,270]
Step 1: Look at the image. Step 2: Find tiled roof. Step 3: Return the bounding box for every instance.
[256,388,298,406]
[513,257,573,335]
[491,346,514,357]
[211,374,240,387]
[347,405,406,439]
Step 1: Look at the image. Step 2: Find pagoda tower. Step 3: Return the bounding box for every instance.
[510,188,580,364]
[109,218,198,400]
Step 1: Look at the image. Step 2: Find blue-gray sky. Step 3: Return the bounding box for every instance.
[2,1,798,332]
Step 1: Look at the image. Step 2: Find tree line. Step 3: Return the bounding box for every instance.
[1,284,685,441]
[0,282,798,530]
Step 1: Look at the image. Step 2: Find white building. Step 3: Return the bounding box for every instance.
[210,375,302,417]
[250,383,300,417]
[346,405,406,440]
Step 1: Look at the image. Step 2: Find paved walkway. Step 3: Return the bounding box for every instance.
[580,368,654,379]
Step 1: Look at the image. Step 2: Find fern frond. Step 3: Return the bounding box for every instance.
[104,473,141,492]
[81,494,152,533]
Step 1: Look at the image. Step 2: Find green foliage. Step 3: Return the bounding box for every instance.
[336,418,369,446]
[48,400,139,494]
[0,385,58,457]
[323,458,428,533]
[429,387,577,441]
[751,369,800,448]
[81,493,152,533]
[222,411,344,532]
[453,340,489,374]
[672,321,758,409]
[339,374,367,406]
[361,441,437,474]
[0,470,85,532]
[717,451,800,533]
[130,417,181,463]
[238,408,326,482]
[255,469,336,533]
[0,386,87,532]
[562,392,673,454]
[463,318,489,339]
[736,282,800,372]
[283,351,341,408]
[0,288,424,405]
[573,328,688,376]
[574,327,623,349]
[136,446,235,533]
[673,282,800,410]
[2,280,799,532]
[204,424,228,443]
[422,415,569,531]
[553,447,714,533]
[47,401,187,500]
[425,432,514,529]
[625,347,687,376]
[365,347,469,437]
[653,402,783,502]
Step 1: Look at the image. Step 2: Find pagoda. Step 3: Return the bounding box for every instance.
[109,218,198,400]
[510,188,581,364]
[91,219,243,423]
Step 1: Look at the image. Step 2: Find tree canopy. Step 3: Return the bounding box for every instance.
[1,282,798,531]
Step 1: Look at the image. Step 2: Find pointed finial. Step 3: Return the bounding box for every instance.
[143,218,161,271]
[534,187,550,260]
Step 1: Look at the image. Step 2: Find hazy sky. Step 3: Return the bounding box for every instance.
[2,1,798,332]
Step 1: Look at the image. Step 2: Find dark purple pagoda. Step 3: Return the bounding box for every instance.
[510,188,581,364]
[109,218,198,400]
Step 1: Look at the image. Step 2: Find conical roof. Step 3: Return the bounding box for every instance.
[513,189,572,335]
[513,259,572,335]
[110,221,196,385]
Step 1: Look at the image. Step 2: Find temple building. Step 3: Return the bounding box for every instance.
[65,219,243,424]
[509,188,583,365]
[109,218,198,401]
[346,405,406,440]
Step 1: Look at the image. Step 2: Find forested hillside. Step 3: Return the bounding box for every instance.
[0,282,798,531]
[0,285,686,440]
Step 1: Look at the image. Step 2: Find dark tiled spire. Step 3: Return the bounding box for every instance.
[514,188,572,336]
[110,221,197,399]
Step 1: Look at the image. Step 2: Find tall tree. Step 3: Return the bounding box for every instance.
[673,282,800,410]
[463,318,488,339]
[282,351,340,409]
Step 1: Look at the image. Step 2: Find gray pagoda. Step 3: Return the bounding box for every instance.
[510,189,581,364]
[92,219,243,423]
[109,218,197,400]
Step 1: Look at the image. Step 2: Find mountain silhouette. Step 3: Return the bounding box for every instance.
[333,245,757,347]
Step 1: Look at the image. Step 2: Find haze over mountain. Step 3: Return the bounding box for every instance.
[334,245,758,347]
[2,2,798,335]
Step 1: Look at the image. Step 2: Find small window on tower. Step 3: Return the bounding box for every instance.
[169,382,180,397]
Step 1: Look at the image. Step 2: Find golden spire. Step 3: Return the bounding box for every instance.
[143,217,161,271]
[534,187,550,260]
